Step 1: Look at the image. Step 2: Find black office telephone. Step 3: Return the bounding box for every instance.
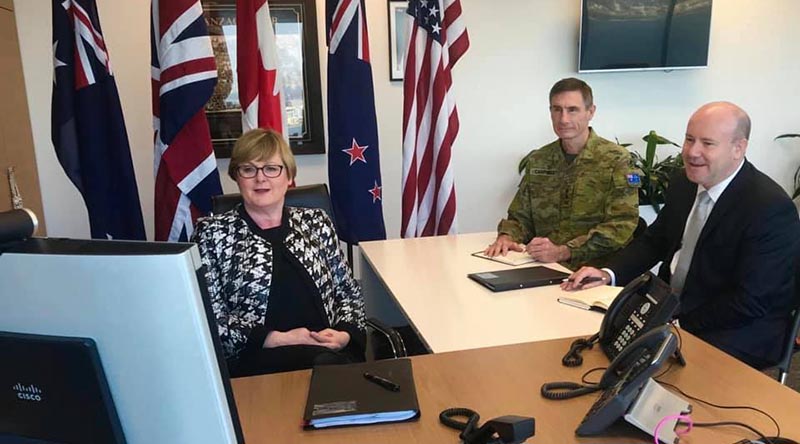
[576,325,678,436]
[599,272,680,361]
[562,272,680,367]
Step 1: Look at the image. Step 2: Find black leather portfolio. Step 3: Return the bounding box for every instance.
[302,358,420,429]
[468,265,570,292]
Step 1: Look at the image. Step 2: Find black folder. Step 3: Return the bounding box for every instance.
[302,358,420,429]
[467,265,570,292]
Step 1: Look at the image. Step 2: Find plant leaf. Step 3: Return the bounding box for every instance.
[614,136,633,148]
[642,132,679,147]
[644,131,657,169]
[776,134,800,140]
[629,135,683,206]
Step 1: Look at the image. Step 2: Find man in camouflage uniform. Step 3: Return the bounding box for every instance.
[485,78,640,270]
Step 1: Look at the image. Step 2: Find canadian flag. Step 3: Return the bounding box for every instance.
[237,0,287,135]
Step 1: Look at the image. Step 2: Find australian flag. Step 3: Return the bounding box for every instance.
[51,0,145,240]
[326,0,386,244]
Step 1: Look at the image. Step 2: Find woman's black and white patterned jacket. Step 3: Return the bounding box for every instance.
[192,206,366,359]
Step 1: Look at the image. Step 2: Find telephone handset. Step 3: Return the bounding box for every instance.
[561,272,681,367]
[598,272,680,362]
[575,325,678,436]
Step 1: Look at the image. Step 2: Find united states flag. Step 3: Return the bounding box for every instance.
[400,0,468,238]
[52,0,145,240]
[151,0,222,241]
[326,0,386,243]
[237,0,287,135]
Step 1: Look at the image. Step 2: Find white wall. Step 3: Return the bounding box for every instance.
[15,0,800,240]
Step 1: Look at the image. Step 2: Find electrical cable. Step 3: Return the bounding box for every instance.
[580,366,606,385]
[653,324,781,444]
[691,421,773,444]
[654,414,693,444]
[673,325,683,348]
[655,380,780,438]
[653,360,674,379]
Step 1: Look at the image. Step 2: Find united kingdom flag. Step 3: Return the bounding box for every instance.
[51,0,145,240]
[151,0,222,241]
[326,0,386,244]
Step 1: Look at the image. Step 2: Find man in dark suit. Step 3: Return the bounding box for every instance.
[563,102,800,369]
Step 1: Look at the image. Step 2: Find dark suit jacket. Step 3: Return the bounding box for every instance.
[606,160,800,368]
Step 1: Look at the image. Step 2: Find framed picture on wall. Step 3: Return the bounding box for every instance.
[201,0,325,157]
[388,0,408,81]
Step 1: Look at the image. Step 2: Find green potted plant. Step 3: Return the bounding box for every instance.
[776,134,800,198]
[622,131,683,214]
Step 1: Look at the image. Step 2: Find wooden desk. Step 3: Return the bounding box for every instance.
[358,232,608,353]
[231,333,800,444]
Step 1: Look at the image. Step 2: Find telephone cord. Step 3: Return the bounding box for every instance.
[540,381,601,400]
[561,333,599,367]
[440,408,518,444]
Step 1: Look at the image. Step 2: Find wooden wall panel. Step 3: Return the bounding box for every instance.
[0,3,46,234]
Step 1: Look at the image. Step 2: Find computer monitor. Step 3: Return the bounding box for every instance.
[0,332,126,444]
[0,238,243,444]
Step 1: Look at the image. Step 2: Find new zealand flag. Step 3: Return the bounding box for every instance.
[326,0,386,244]
[51,0,145,240]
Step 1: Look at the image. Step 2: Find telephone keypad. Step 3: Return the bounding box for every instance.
[600,273,680,363]
[614,323,640,353]
[615,310,651,354]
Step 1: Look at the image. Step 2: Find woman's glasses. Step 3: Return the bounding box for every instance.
[237,164,284,179]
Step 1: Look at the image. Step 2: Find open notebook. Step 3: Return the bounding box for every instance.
[557,285,623,312]
[471,250,536,266]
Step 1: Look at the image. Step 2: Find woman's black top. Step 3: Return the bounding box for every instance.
[239,207,328,345]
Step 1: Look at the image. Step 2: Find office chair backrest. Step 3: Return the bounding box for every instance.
[777,308,800,384]
[776,253,800,384]
[211,184,335,225]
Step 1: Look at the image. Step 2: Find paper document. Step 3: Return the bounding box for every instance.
[310,411,418,428]
[472,250,536,266]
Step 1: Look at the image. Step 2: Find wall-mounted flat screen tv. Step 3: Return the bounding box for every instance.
[579,0,713,73]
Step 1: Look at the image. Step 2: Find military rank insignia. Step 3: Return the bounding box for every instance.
[626,173,642,187]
